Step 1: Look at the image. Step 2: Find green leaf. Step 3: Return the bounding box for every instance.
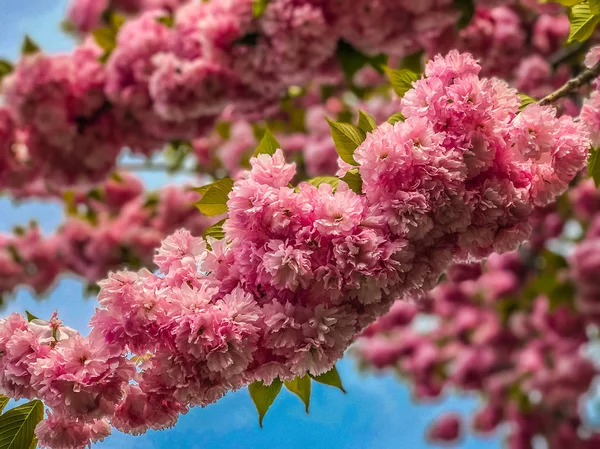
[84,283,101,297]
[215,121,231,140]
[156,15,174,27]
[25,311,38,322]
[326,118,365,166]
[92,27,116,52]
[336,40,370,81]
[0,399,44,449]
[253,128,280,157]
[194,178,234,216]
[284,375,311,413]
[306,177,340,189]
[368,53,389,75]
[164,141,190,173]
[341,169,363,194]
[248,379,283,427]
[60,19,77,35]
[400,50,424,73]
[28,437,37,449]
[588,147,600,187]
[454,0,475,29]
[387,112,406,125]
[92,14,125,62]
[591,0,600,14]
[558,0,585,6]
[337,109,353,124]
[6,246,21,264]
[142,193,159,209]
[0,396,9,414]
[110,12,126,29]
[252,0,271,17]
[384,67,420,98]
[518,93,537,110]
[357,110,376,133]
[310,366,346,393]
[110,171,124,182]
[21,36,40,55]
[568,3,600,43]
[202,219,226,241]
[519,250,576,312]
[62,190,78,216]
[86,188,103,201]
[335,40,387,81]
[0,60,13,81]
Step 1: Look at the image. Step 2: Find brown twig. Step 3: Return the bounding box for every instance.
[538,61,600,106]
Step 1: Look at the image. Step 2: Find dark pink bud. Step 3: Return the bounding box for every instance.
[427,413,462,443]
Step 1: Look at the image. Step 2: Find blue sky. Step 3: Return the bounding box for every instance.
[0,3,501,448]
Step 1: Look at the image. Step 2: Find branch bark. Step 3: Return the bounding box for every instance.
[538,61,600,106]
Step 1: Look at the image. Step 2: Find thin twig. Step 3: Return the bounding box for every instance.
[539,61,600,106]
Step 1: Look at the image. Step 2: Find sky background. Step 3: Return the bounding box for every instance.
[0,3,502,448]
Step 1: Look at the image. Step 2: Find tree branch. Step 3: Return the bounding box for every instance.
[538,61,600,106]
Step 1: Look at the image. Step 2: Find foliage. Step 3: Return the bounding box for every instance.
[0,398,43,449]
[248,367,345,425]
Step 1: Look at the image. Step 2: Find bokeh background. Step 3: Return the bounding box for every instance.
[0,2,501,448]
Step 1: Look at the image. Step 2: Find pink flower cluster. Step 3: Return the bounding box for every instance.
[450,7,570,82]
[570,45,600,144]
[421,4,579,113]
[0,175,215,297]
[392,51,586,259]
[4,0,557,190]
[0,52,589,448]
[0,312,130,448]
[1,42,123,186]
[0,225,62,295]
[357,245,600,448]
[67,0,187,33]
[581,87,600,147]
[569,184,600,321]
[357,176,600,448]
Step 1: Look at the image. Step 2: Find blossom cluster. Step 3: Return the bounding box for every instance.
[0,175,214,297]
[569,181,600,322]
[356,179,600,449]
[185,0,577,187]
[181,3,581,193]
[358,248,600,448]
[0,313,129,448]
[1,0,456,188]
[1,0,576,190]
[580,46,600,147]
[0,52,590,449]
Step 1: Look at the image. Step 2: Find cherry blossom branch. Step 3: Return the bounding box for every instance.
[538,61,600,106]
